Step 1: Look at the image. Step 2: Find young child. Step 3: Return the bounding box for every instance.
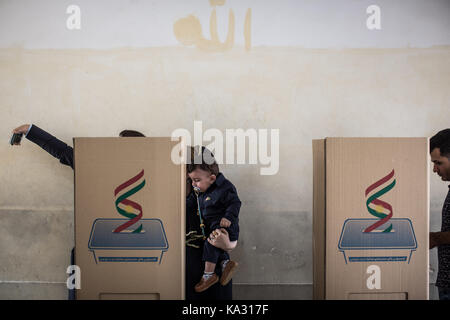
[186,146,241,293]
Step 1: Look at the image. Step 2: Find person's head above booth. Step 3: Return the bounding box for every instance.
[430,128,450,182]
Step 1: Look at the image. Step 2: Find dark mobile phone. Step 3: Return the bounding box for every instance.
[10,133,23,145]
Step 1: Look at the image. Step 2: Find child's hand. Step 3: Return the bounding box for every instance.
[220,217,231,228]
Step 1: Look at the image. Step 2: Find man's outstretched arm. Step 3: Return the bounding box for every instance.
[12,124,74,169]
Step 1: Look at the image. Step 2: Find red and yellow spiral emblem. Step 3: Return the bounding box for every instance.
[364,169,396,233]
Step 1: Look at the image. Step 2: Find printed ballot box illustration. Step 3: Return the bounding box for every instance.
[338,218,417,264]
[74,137,185,300]
[88,218,169,264]
[313,138,429,300]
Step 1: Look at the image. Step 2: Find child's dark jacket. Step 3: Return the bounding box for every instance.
[186,173,241,241]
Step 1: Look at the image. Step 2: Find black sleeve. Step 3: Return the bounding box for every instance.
[186,191,197,215]
[25,124,74,169]
[186,191,199,232]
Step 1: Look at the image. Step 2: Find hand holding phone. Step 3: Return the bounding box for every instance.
[10,132,23,145]
[10,124,31,145]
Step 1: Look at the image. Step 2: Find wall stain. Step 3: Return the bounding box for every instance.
[173,0,251,52]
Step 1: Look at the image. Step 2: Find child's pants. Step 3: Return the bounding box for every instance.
[203,241,230,265]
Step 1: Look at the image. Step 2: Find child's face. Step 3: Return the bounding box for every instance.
[188,168,216,193]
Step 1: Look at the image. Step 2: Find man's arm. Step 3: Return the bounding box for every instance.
[12,124,74,169]
[430,231,450,249]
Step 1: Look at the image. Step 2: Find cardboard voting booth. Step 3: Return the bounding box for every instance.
[313,138,429,300]
[74,137,185,300]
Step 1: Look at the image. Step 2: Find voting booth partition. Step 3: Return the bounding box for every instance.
[74,137,185,300]
[313,138,429,300]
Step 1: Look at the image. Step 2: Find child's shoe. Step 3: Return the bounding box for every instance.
[194,273,219,292]
[220,260,238,286]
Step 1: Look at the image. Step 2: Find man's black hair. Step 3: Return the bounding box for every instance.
[430,128,450,157]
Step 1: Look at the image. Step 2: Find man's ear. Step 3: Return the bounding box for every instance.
[210,174,217,182]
